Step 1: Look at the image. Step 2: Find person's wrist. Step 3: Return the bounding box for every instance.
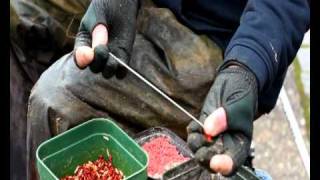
[219,60,258,87]
[220,60,251,72]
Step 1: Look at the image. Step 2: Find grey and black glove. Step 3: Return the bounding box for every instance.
[187,61,258,176]
[74,0,138,78]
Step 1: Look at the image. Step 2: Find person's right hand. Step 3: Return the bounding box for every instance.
[74,0,138,79]
[186,62,258,177]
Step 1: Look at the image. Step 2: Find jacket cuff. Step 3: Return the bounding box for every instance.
[224,45,269,92]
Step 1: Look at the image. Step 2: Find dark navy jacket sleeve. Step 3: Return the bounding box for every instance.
[152,0,310,113]
[224,0,310,113]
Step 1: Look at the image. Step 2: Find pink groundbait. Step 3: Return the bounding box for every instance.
[142,136,190,178]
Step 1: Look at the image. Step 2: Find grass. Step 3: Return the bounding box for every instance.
[299,44,310,49]
[293,58,310,137]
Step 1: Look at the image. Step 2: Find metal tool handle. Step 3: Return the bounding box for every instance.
[109,53,204,128]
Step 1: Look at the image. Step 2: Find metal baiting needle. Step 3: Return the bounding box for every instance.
[109,52,204,128]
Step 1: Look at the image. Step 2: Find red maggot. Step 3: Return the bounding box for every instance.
[60,155,124,180]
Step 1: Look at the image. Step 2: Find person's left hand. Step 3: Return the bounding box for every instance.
[186,61,259,176]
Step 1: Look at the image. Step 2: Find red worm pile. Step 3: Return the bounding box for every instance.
[60,155,124,180]
[142,136,190,178]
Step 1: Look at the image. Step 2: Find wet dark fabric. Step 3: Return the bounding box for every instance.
[153,0,310,114]
[27,4,223,180]
[12,0,91,51]
[10,0,92,179]
[10,47,33,180]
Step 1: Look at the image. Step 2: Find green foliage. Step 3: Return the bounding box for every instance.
[293,58,310,137]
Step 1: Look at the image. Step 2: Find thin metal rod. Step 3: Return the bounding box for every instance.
[109,53,204,128]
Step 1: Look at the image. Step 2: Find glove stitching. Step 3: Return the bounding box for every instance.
[219,69,256,86]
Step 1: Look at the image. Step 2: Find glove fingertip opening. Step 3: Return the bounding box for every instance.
[73,52,86,70]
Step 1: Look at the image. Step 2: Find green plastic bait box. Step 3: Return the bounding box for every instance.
[36,118,148,180]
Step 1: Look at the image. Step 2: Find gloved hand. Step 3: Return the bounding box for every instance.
[186,61,258,177]
[74,0,138,78]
